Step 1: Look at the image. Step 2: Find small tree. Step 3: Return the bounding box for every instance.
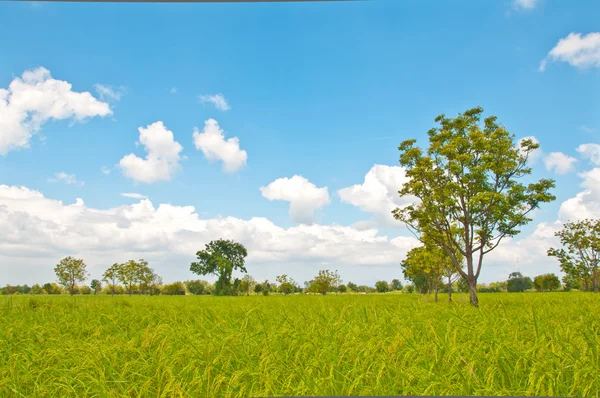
[506,272,532,292]
[309,270,341,295]
[401,245,447,302]
[90,279,102,295]
[103,263,121,296]
[548,219,599,293]
[118,260,141,296]
[533,273,561,292]
[346,282,358,293]
[375,281,390,293]
[239,275,256,296]
[390,279,403,291]
[190,239,248,296]
[185,280,212,295]
[253,283,263,295]
[276,274,296,295]
[54,256,88,296]
[30,284,45,295]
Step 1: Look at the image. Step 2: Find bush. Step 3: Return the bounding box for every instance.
[162,282,186,295]
[80,286,92,295]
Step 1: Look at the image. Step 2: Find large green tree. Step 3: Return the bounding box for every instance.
[548,218,599,293]
[393,107,555,307]
[54,256,88,296]
[190,239,248,296]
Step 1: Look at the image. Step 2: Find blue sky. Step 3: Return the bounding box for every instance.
[1,0,599,286]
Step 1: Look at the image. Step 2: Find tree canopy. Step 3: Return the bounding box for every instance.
[548,218,599,293]
[393,107,555,306]
[54,256,88,296]
[190,239,248,296]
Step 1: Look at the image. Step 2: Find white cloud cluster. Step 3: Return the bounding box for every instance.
[338,165,417,227]
[260,176,331,224]
[119,121,183,183]
[48,172,84,187]
[193,119,247,172]
[577,143,600,165]
[0,67,111,155]
[0,184,419,285]
[559,168,600,222]
[540,32,600,71]
[199,94,230,111]
[544,152,577,175]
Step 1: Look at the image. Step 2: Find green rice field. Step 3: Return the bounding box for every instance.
[1,293,599,397]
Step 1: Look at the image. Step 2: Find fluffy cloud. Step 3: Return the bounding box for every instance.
[119,121,183,183]
[338,165,417,227]
[540,32,600,71]
[121,193,147,199]
[101,166,111,175]
[199,94,230,111]
[559,168,600,222]
[0,67,111,155]
[260,176,331,224]
[48,172,84,187]
[193,119,247,172]
[0,184,419,285]
[577,143,600,165]
[513,0,539,10]
[543,152,577,175]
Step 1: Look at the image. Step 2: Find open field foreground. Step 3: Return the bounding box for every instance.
[1,293,599,397]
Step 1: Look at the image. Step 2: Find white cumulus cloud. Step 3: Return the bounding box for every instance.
[0,67,111,155]
[577,143,600,165]
[0,184,419,285]
[540,32,600,71]
[260,175,331,224]
[543,152,577,175]
[119,121,183,183]
[199,94,230,111]
[193,119,247,172]
[559,168,600,222]
[338,165,417,227]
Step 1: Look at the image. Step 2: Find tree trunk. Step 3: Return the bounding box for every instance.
[593,268,598,294]
[468,277,479,307]
[448,275,452,303]
[434,280,439,302]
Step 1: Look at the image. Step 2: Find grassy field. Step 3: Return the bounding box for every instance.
[1,293,599,397]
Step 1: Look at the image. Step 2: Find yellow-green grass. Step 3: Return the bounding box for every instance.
[1,293,599,397]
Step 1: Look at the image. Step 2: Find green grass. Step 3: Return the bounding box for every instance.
[1,293,599,397]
